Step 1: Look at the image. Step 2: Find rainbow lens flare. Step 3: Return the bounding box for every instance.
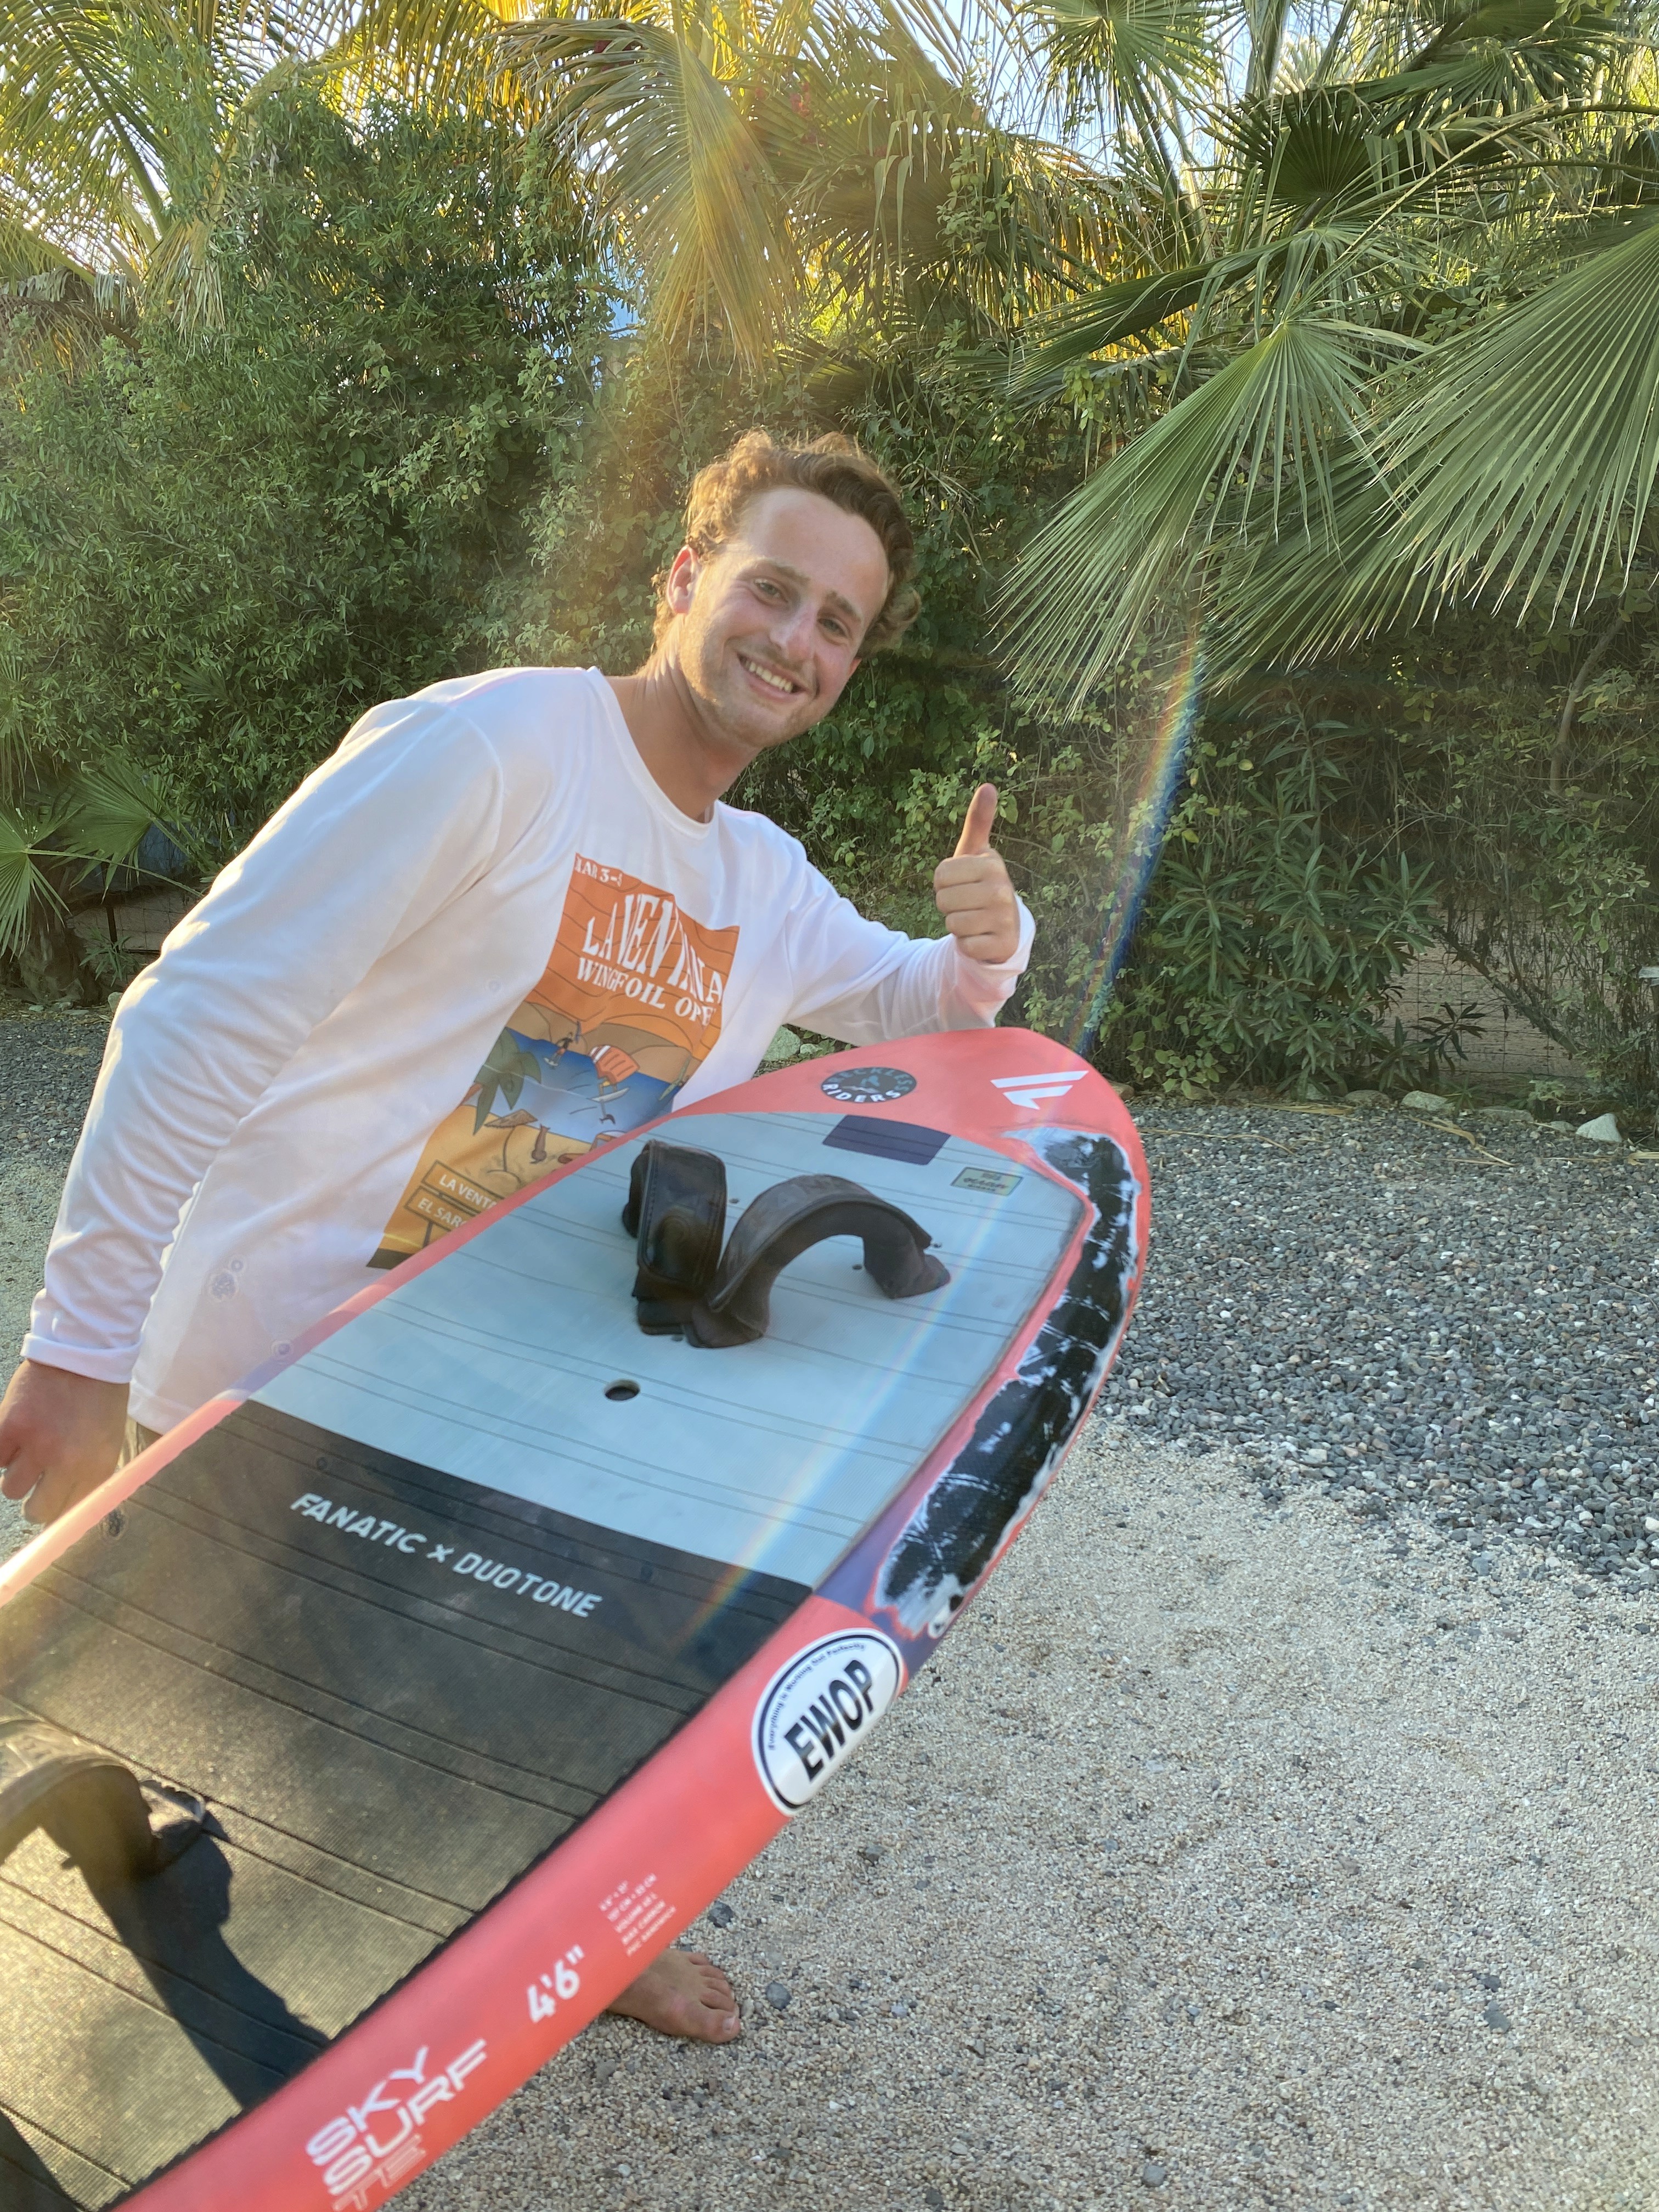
[1063,620,1206,1060]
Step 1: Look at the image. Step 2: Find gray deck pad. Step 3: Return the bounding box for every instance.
[259,1113,1080,1588]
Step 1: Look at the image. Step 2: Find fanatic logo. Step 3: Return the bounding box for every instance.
[991,1069,1087,1112]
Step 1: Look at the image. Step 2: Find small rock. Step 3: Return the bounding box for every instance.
[891,2000,910,2018]
[1576,1113,1621,1144]
[859,1843,884,1864]
[1400,1091,1451,1111]
[1476,1971,1500,1990]
[761,1026,803,1066]
[765,1981,792,2011]
[1141,2160,1169,2186]
[926,2192,945,2210]
[1484,2002,1512,2032]
[706,1900,736,1928]
[1302,1445,1329,1466]
[1344,1090,1392,1109]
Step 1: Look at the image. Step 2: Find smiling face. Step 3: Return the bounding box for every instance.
[659,486,892,756]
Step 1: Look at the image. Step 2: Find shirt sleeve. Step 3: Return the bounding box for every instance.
[21,697,510,1385]
[779,858,1035,1046]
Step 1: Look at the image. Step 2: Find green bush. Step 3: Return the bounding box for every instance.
[8,103,1646,1093]
[0,94,606,844]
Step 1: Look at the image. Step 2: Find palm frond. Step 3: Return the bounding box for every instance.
[1003,311,1384,702]
[1373,211,1659,620]
[1204,445,1410,678]
[1020,0,1216,127]
[1009,261,1209,394]
[0,200,86,282]
[506,8,799,357]
[321,0,528,111]
[0,804,68,960]
[66,757,169,867]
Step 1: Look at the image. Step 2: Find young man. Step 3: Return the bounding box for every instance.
[0,427,1031,2041]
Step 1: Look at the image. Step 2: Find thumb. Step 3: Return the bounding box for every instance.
[953,782,998,859]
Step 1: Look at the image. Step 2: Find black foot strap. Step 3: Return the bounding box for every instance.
[0,1720,205,1892]
[620,1141,729,1334]
[685,1173,950,1348]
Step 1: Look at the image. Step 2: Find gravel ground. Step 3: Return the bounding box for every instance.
[2,1023,1657,2208]
[1103,1103,1659,1589]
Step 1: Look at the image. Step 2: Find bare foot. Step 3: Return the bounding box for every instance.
[606,1949,741,2042]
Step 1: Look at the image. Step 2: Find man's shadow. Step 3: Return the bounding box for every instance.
[87,1830,325,2113]
[0,2107,77,2211]
[1,1831,320,2208]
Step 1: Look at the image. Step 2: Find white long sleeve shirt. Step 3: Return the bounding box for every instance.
[26,667,1033,1430]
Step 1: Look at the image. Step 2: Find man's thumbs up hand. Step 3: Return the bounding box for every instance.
[933,782,1021,964]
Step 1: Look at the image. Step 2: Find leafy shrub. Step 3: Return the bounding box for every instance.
[0,94,606,844]
[9,103,1646,1090]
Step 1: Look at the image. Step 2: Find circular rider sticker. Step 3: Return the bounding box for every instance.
[819,1066,917,1105]
[752,1629,905,1814]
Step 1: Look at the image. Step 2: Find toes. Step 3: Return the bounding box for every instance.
[602,1950,744,2044]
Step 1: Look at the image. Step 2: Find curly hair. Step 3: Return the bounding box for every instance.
[653,430,921,653]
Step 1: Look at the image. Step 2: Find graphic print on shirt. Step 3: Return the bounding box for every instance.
[373,856,739,1267]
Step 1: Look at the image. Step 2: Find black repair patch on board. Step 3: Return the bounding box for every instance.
[875,1128,1139,1634]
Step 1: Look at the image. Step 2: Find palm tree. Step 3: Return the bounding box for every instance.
[995,0,1659,701]
[0,0,545,991]
[500,0,1124,367]
[0,0,527,321]
[501,0,1659,699]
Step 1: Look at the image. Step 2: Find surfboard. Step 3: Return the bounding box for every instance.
[0,1026,1146,2212]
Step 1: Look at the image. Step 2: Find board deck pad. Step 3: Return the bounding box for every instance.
[257,1113,1082,1586]
[0,1032,1147,2211]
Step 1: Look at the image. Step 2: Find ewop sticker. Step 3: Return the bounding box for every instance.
[752,1630,904,1813]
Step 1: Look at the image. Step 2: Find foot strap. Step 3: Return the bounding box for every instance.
[690,1172,948,1347]
[621,1141,729,1334]
[0,1719,205,1892]
[621,1148,949,1347]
